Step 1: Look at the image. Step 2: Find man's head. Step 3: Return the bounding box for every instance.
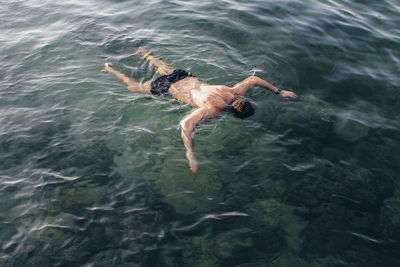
[226,97,254,118]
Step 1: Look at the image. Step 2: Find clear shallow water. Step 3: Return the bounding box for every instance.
[1,0,400,266]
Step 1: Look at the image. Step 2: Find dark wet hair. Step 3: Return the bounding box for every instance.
[225,97,254,118]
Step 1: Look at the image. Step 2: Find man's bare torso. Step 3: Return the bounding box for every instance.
[169,77,235,110]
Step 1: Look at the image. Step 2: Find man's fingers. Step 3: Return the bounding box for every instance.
[189,159,198,173]
[280,91,297,100]
[190,164,198,173]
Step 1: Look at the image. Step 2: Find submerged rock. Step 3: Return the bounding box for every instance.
[333,115,369,142]
[157,157,222,215]
[380,197,400,240]
[181,227,256,266]
[246,199,308,253]
[269,253,309,267]
[214,228,253,259]
[312,256,349,267]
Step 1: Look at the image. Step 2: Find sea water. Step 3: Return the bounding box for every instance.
[1,0,400,266]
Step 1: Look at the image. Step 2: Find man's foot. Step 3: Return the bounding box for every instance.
[135,47,150,58]
[101,62,113,73]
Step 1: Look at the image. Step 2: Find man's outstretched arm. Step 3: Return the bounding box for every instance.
[180,107,220,173]
[232,76,297,99]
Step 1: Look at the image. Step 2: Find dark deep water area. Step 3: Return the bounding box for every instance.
[1,0,400,266]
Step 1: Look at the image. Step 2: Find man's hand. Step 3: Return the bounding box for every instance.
[186,151,198,173]
[279,90,297,100]
[189,158,198,173]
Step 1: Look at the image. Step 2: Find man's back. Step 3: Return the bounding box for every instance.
[169,77,234,110]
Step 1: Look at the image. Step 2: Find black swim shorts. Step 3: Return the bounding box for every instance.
[150,69,193,95]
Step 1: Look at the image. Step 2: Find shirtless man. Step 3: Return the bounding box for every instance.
[102,48,297,172]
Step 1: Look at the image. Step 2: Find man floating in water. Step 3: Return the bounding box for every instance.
[102,48,297,172]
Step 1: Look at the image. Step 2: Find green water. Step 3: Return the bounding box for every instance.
[1,0,400,266]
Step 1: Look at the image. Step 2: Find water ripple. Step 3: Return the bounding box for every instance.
[173,212,249,232]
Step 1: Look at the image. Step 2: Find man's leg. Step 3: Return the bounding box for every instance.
[136,47,175,75]
[101,63,152,94]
